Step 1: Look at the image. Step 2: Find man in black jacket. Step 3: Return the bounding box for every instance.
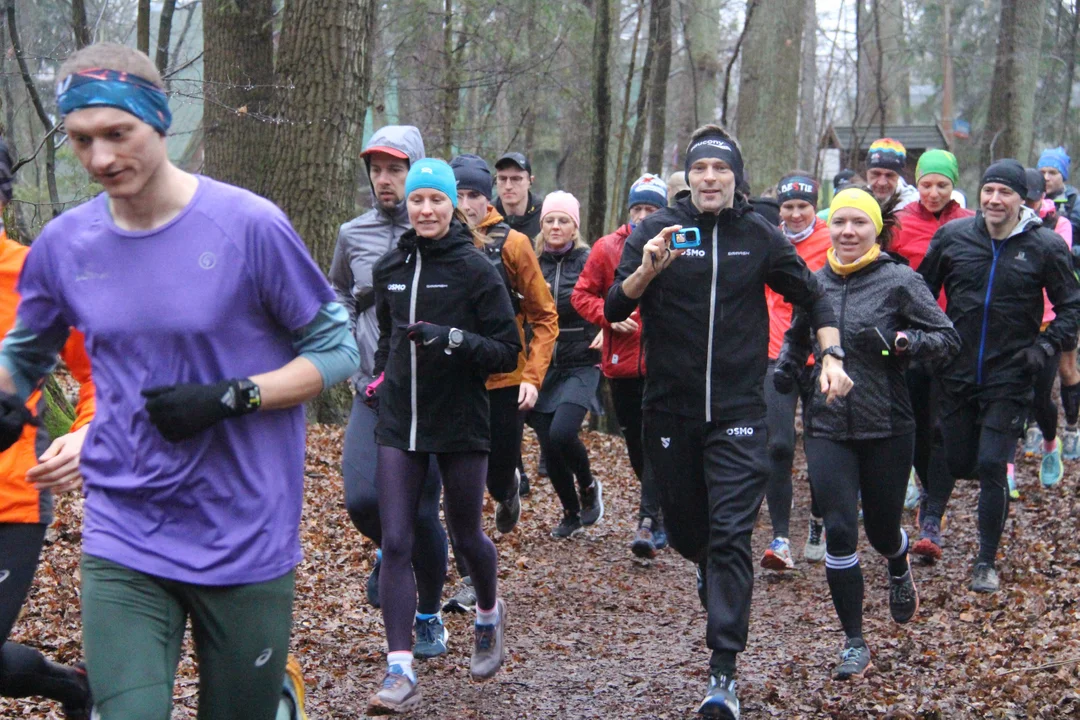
[605,125,851,720]
[493,152,543,240]
[915,159,1080,593]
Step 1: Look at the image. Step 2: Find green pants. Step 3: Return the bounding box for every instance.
[81,554,295,720]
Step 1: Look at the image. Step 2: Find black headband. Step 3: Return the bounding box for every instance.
[684,134,744,187]
[777,176,819,207]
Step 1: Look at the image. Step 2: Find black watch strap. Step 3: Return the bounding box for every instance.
[234,379,262,414]
[822,345,846,361]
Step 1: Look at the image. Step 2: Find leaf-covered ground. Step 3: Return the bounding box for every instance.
[4,424,1079,719]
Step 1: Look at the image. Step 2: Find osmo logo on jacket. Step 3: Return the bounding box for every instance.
[387,284,407,292]
[727,426,754,436]
[683,248,707,258]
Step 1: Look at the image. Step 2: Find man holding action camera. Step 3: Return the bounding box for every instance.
[605,124,851,719]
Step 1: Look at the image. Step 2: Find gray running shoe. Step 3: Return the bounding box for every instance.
[833,639,872,680]
[971,562,1000,593]
[551,512,584,539]
[366,668,421,715]
[803,516,826,563]
[697,672,739,719]
[495,469,522,534]
[631,518,658,559]
[470,598,507,679]
[888,561,919,624]
[413,615,448,659]
[579,479,604,526]
[443,577,477,613]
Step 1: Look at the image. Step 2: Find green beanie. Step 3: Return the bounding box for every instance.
[915,149,959,186]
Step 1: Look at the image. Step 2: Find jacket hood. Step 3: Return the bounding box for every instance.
[363,125,425,218]
[398,218,475,257]
[478,205,504,231]
[494,191,542,221]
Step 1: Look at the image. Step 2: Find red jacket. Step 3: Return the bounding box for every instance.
[571,224,645,379]
[892,200,974,271]
[766,219,832,360]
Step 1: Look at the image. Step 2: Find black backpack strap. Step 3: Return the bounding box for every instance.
[484,223,521,314]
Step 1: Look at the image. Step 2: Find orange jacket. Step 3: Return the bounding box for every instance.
[475,207,559,391]
[0,233,95,525]
[766,219,832,360]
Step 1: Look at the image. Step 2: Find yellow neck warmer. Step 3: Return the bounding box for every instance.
[828,243,881,276]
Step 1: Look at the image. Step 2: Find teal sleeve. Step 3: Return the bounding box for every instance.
[291,302,360,388]
[0,317,71,400]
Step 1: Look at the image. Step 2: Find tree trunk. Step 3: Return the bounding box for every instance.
[440,0,458,158]
[721,0,755,126]
[137,0,151,55]
[610,0,644,229]
[645,0,671,174]
[621,0,656,216]
[71,0,92,49]
[735,0,805,194]
[1060,0,1079,144]
[983,0,1046,164]
[686,0,722,126]
[202,0,275,192]
[855,0,908,130]
[797,0,817,171]
[155,0,178,72]
[587,0,612,243]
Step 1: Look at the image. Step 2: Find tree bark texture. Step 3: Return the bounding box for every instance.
[587,0,612,243]
[734,0,804,194]
[797,0,817,171]
[156,0,178,72]
[685,0,722,127]
[645,0,671,174]
[621,0,656,214]
[137,0,151,54]
[202,0,275,193]
[71,0,92,49]
[983,0,1046,164]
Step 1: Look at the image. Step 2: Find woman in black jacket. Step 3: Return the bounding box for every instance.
[366,159,520,714]
[777,188,960,681]
[527,191,603,539]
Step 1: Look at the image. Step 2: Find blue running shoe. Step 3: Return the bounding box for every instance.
[697,672,739,719]
[413,615,448,659]
[1024,425,1043,457]
[760,537,794,571]
[1062,426,1080,460]
[1040,441,1063,487]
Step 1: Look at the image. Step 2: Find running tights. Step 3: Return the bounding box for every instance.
[377,447,497,653]
[530,404,594,517]
[1030,353,1061,441]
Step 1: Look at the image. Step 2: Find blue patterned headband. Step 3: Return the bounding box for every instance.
[57,68,171,134]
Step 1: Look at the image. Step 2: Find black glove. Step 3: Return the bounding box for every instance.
[0,391,38,453]
[402,322,451,351]
[1014,341,1054,375]
[773,360,797,395]
[142,379,260,443]
[851,326,898,355]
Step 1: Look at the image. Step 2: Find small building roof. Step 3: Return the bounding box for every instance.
[821,124,949,151]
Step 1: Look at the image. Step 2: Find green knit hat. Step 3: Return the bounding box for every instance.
[915,149,959,186]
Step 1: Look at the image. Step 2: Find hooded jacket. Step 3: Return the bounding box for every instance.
[330,126,425,389]
[892,199,974,271]
[1048,184,1080,239]
[539,244,599,371]
[1035,198,1073,325]
[781,253,960,441]
[919,206,1080,400]
[475,206,559,390]
[0,233,95,525]
[606,194,837,424]
[494,191,543,241]
[766,218,832,360]
[372,219,520,453]
[572,224,645,379]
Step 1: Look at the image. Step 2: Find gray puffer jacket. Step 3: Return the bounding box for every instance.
[329,126,425,388]
[781,252,960,441]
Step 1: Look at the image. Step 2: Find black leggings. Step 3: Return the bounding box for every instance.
[609,377,661,522]
[764,361,821,538]
[1030,352,1061,442]
[804,434,913,640]
[377,447,497,653]
[924,400,1016,566]
[1,523,87,707]
[341,397,447,614]
[530,404,594,517]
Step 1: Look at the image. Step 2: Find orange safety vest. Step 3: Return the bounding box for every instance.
[0,232,95,525]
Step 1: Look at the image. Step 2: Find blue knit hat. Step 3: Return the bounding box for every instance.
[405,158,458,207]
[1037,146,1071,181]
[627,173,668,210]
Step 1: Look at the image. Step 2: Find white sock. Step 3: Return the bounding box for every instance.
[387,651,415,682]
[476,602,499,626]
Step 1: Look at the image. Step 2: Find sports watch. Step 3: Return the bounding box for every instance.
[447,328,465,353]
[894,332,910,352]
[822,345,846,361]
[235,378,262,414]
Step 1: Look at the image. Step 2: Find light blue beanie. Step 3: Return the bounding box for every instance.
[405,158,458,207]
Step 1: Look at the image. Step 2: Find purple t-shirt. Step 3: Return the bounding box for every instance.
[17,177,334,585]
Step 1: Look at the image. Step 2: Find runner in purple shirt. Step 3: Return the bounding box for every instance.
[0,43,357,720]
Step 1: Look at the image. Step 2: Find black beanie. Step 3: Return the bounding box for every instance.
[981,159,1028,197]
[450,154,493,200]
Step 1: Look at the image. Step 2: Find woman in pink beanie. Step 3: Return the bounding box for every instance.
[528,191,604,539]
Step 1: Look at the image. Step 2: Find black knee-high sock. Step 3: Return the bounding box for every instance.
[0,642,88,707]
[825,560,864,640]
[1062,381,1080,426]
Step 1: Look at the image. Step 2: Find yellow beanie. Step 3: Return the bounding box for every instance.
[828,188,883,235]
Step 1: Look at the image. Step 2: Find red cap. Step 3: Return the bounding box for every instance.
[361,145,408,160]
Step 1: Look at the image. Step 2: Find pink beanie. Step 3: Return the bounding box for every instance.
[541,191,580,228]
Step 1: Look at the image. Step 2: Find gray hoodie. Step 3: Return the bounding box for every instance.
[329,125,425,388]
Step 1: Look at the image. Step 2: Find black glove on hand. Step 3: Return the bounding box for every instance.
[1014,341,1053,375]
[403,322,451,351]
[0,391,37,453]
[852,326,898,355]
[142,379,259,443]
[773,360,797,395]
